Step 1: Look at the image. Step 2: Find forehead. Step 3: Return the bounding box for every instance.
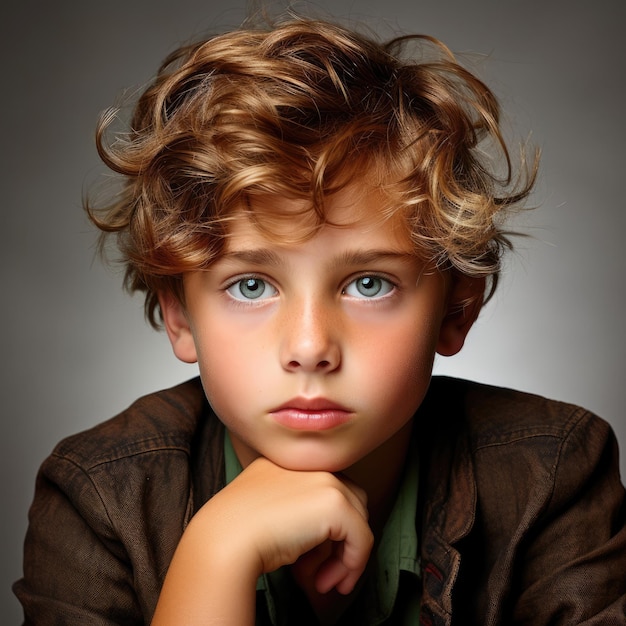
[224,184,413,252]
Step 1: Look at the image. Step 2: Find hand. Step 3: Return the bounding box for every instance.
[194,456,374,594]
[152,457,374,624]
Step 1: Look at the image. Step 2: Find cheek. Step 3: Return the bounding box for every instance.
[355,313,441,408]
[192,319,272,415]
[396,324,439,376]
[361,306,441,370]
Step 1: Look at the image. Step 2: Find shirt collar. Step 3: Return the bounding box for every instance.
[362,434,420,622]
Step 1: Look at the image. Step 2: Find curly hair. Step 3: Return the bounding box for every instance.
[88,16,537,327]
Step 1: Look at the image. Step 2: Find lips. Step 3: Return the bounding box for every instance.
[269,397,353,431]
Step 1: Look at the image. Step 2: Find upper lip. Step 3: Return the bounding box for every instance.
[270,397,351,412]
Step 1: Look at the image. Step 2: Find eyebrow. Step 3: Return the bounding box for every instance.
[220,248,283,266]
[220,248,417,267]
[332,249,417,268]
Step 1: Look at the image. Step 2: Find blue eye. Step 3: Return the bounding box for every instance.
[344,276,394,299]
[226,277,277,301]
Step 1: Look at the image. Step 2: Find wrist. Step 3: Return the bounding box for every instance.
[152,517,259,625]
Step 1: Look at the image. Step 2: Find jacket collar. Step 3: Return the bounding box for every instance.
[189,384,227,520]
[417,377,477,625]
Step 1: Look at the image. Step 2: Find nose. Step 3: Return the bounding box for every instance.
[279,297,341,373]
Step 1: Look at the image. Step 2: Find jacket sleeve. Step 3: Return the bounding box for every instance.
[513,411,626,624]
[14,452,145,625]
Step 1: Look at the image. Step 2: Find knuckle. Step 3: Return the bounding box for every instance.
[324,485,349,510]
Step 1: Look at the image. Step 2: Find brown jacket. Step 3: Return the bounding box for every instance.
[14,377,626,625]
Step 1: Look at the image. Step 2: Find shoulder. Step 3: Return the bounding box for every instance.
[51,376,209,470]
[37,376,224,529]
[422,376,622,530]
[33,376,223,574]
[426,375,612,453]
[423,378,624,553]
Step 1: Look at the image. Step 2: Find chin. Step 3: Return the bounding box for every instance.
[266,448,358,474]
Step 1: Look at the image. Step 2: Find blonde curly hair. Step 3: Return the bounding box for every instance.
[88,16,536,327]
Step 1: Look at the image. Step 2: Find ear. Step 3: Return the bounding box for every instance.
[436,275,485,357]
[158,292,198,364]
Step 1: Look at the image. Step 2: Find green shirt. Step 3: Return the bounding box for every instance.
[223,431,421,625]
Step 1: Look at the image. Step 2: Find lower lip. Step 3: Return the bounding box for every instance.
[271,409,352,431]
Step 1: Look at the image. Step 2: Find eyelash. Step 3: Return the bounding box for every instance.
[341,273,397,300]
[224,274,278,303]
[223,272,398,304]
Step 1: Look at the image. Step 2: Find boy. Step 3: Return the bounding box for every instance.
[15,15,626,625]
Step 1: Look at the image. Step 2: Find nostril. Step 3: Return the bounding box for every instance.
[287,359,332,370]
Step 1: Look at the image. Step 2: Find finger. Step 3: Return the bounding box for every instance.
[315,515,374,594]
[315,555,349,594]
[314,549,364,596]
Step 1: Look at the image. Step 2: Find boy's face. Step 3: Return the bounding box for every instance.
[162,186,480,473]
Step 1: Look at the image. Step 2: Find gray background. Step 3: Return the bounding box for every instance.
[2,0,624,620]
